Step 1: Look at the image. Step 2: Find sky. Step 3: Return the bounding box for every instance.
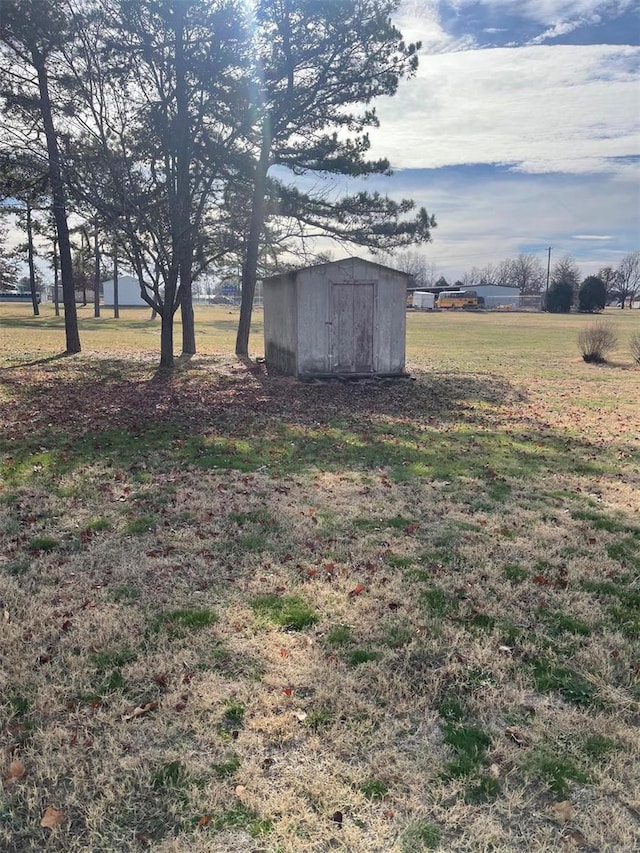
[352,0,640,283]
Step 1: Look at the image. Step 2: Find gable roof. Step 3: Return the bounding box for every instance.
[262,256,412,285]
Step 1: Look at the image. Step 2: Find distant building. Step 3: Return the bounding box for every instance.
[102,275,147,307]
[470,284,521,307]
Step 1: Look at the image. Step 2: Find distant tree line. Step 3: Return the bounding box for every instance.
[380,248,640,312]
[0,0,436,366]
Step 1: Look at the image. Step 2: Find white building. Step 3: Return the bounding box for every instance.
[102,275,147,307]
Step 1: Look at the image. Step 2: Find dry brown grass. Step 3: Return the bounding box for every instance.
[1,308,639,851]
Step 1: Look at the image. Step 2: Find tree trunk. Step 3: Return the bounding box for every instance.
[53,235,60,317]
[113,246,119,318]
[93,226,100,318]
[180,279,196,354]
[174,6,196,357]
[235,137,270,357]
[160,308,174,368]
[26,201,39,317]
[35,53,80,352]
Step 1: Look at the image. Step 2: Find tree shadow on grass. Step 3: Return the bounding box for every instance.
[0,355,630,490]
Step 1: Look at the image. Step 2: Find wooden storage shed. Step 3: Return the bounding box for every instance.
[262,257,409,378]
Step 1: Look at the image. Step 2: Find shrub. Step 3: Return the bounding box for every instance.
[578,322,617,363]
[578,276,606,313]
[631,333,640,364]
[547,280,574,313]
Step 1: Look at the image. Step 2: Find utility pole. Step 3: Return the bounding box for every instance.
[545,246,552,310]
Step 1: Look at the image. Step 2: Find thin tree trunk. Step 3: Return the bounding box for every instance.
[174,6,196,357]
[26,200,39,316]
[113,246,119,318]
[235,136,270,357]
[93,225,100,318]
[53,235,59,316]
[35,53,80,352]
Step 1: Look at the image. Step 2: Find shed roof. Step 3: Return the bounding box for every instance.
[262,256,412,285]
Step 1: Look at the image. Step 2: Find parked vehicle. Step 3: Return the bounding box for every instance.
[413,291,435,310]
[437,290,484,309]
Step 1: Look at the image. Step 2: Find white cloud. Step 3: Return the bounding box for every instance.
[370,44,640,175]
[446,0,634,27]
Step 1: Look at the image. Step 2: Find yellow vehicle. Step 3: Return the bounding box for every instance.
[437,290,484,310]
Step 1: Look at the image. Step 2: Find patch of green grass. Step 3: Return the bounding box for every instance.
[468,612,496,631]
[150,608,218,638]
[402,820,442,851]
[124,515,155,535]
[503,564,528,583]
[10,695,30,718]
[347,649,382,667]
[306,708,333,730]
[537,608,592,636]
[4,559,29,576]
[222,700,245,729]
[607,537,640,567]
[109,584,140,603]
[464,774,501,804]
[228,509,274,527]
[91,647,137,671]
[379,622,413,648]
[526,751,591,798]
[421,586,457,618]
[84,517,111,532]
[205,644,264,681]
[325,624,353,645]
[571,509,638,535]
[210,803,271,838]
[580,735,621,760]
[528,658,598,707]
[28,535,58,552]
[437,694,465,723]
[251,594,319,630]
[441,723,491,778]
[359,779,389,800]
[386,554,414,569]
[151,760,187,790]
[211,754,241,778]
[486,480,511,503]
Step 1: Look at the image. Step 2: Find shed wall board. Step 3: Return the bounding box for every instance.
[297,267,331,374]
[263,276,297,374]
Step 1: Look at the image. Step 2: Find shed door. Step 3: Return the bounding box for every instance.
[331,282,375,373]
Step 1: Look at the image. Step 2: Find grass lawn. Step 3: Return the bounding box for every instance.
[1,304,639,852]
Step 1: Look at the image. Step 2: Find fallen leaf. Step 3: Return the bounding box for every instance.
[550,800,576,822]
[41,806,64,829]
[331,810,343,827]
[197,815,211,828]
[122,701,158,721]
[282,687,293,697]
[4,759,27,784]
[349,584,365,597]
[505,726,527,747]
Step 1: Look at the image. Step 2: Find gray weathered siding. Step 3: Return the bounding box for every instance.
[263,274,297,374]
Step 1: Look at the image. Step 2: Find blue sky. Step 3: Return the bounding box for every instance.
[351,0,640,282]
